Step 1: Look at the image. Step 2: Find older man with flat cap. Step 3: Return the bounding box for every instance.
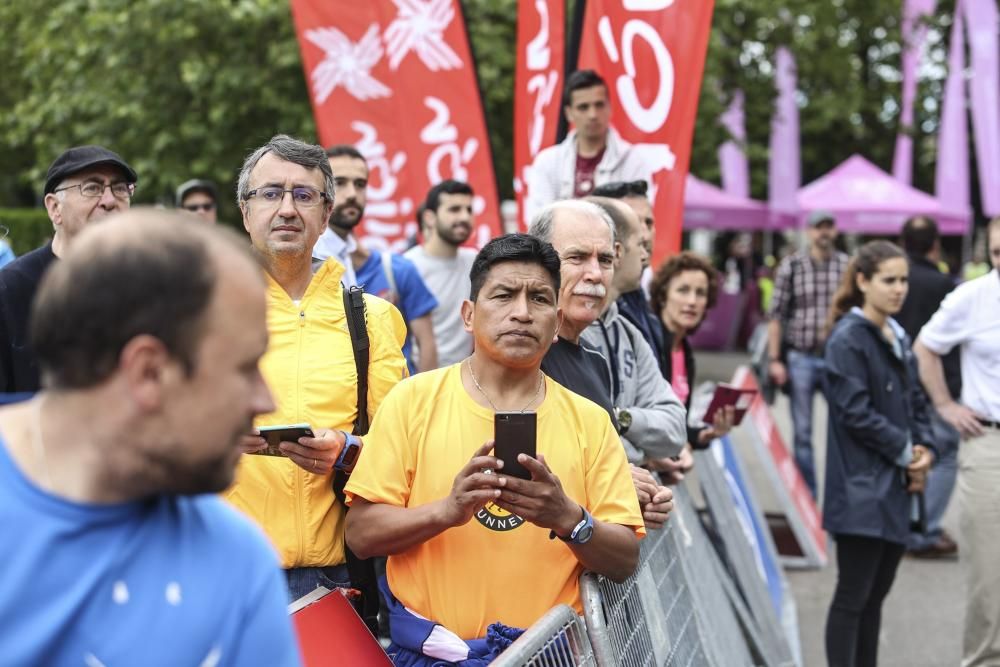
[0,145,137,393]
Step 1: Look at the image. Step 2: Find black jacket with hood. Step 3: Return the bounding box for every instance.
[822,310,937,545]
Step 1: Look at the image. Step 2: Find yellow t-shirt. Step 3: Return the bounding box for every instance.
[345,364,644,640]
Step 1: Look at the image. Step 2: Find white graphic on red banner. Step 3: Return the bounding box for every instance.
[385,0,462,71]
[578,0,714,261]
[291,0,500,251]
[513,0,564,227]
[305,24,390,103]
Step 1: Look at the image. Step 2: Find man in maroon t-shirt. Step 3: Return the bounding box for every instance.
[525,70,650,219]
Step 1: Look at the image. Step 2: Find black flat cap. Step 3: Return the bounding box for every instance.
[44,145,137,195]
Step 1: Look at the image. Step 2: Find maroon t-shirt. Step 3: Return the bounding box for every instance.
[573,149,605,197]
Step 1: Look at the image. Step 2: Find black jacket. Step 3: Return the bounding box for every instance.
[0,243,57,393]
[895,254,961,399]
[822,312,936,545]
[659,326,703,448]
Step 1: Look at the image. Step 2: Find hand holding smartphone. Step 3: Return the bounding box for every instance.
[494,412,537,480]
[250,424,315,457]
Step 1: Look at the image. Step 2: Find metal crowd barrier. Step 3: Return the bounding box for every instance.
[493,479,765,666]
[492,604,597,667]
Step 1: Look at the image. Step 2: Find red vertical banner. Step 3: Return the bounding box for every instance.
[576,0,714,262]
[290,0,501,252]
[513,0,565,229]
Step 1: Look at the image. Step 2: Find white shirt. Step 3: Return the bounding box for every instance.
[311,227,357,287]
[918,269,1000,421]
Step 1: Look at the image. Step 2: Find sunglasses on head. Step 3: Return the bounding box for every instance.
[592,180,648,199]
[183,203,216,212]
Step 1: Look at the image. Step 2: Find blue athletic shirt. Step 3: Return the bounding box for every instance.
[0,436,301,667]
[356,250,438,374]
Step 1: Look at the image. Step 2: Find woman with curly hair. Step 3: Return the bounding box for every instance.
[647,252,736,482]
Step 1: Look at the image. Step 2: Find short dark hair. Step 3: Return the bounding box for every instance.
[649,252,719,318]
[900,216,939,256]
[469,234,561,301]
[592,180,648,200]
[563,69,608,107]
[425,179,474,214]
[325,144,366,162]
[30,212,236,389]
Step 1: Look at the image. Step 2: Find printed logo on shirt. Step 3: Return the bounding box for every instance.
[622,349,635,378]
[475,501,525,532]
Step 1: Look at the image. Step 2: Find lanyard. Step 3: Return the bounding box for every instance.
[599,320,622,401]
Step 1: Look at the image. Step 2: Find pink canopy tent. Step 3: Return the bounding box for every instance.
[683,174,789,230]
[797,154,972,234]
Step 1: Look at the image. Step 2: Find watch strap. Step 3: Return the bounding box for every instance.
[549,506,593,544]
[334,431,363,471]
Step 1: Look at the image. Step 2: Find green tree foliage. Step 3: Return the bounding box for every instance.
[0,0,958,215]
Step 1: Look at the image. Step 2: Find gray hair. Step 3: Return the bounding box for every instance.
[236,134,335,205]
[528,199,616,246]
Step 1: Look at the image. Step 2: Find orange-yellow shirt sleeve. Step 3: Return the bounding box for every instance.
[585,415,646,538]
[345,377,415,508]
[363,295,410,422]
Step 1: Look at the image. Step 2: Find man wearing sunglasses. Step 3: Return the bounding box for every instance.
[0,145,137,393]
[524,70,651,222]
[176,179,219,224]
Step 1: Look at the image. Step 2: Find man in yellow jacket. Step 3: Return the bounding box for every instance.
[225,134,407,603]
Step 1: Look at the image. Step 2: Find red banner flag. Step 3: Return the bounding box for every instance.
[290,0,501,252]
[513,0,565,228]
[576,0,714,261]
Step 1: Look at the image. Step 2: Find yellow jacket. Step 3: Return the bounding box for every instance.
[224,259,408,568]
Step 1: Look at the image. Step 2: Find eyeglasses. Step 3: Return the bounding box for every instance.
[54,181,135,200]
[183,203,216,212]
[244,186,329,208]
[592,180,648,199]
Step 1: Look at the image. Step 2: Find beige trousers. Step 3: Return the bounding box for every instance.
[960,427,1000,667]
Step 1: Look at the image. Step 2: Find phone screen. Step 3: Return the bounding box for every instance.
[253,424,315,456]
[494,412,537,480]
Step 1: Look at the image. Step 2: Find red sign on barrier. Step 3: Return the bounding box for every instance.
[513,0,565,229]
[732,366,828,566]
[290,0,501,252]
[576,0,714,262]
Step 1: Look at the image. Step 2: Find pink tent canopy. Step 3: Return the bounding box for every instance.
[797,154,972,234]
[683,174,781,230]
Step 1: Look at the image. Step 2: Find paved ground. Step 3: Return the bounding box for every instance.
[696,352,963,667]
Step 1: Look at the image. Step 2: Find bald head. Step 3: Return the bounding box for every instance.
[31,208,264,389]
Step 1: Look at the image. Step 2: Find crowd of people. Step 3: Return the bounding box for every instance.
[0,68,998,667]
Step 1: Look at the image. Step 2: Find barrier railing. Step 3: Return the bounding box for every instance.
[491,604,597,667]
[494,474,791,666]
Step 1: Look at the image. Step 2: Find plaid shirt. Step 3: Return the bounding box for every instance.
[768,250,849,353]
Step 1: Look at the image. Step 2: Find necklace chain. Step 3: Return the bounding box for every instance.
[466,359,543,413]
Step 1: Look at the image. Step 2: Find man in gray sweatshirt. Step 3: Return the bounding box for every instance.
[581,197,687,464]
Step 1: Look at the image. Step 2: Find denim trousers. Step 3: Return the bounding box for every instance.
[908,408,959,550]
[285,563,351,603]
[787,349,826,498]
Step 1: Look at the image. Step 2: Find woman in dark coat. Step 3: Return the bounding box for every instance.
[823,240,935,667]
[647,252,736,483]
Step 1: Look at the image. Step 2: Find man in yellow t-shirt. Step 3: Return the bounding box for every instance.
[346,233,643,660]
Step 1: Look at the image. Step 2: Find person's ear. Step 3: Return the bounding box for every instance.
[118,334,177,412]
[553,307,564,342]
[461,299,475,334]
[44,193,62,229]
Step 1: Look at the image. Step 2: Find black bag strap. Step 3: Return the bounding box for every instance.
[343,285,370,436]
[334,285,379,636]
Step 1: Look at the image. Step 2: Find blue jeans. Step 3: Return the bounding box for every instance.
[787,349,826,498]
[285,564,351,603]
[908,408,960,550]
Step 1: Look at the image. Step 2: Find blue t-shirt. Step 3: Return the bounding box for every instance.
[0,438,301,667]
[356,250,438,373]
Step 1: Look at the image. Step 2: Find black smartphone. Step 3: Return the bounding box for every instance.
[494,412,537,480]
[252,424,315,456]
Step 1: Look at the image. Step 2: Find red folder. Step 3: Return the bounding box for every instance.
[289,588,391,666]
[702,383,758,427]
